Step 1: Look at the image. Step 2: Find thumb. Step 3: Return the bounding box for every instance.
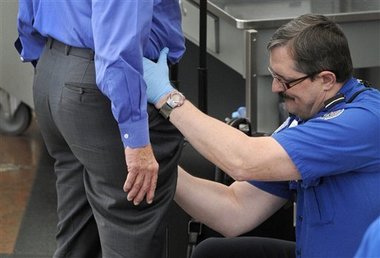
[158,47,169,65]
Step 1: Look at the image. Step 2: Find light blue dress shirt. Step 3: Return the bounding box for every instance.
[17,0,185,148]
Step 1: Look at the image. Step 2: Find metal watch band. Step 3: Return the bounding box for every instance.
[159,102,173,119]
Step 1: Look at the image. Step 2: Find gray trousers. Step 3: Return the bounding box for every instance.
[33,39,183,258]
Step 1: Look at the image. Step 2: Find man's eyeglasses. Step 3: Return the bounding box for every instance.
[267,67,317,91]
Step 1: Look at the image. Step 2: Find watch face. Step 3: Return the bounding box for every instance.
[168,91,185,108]
[159,91,185,119]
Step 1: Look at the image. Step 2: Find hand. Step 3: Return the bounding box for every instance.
[143,47,174,106]
[123,144,159,205]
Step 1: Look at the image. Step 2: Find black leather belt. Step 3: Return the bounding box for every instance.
[47,37,94,60]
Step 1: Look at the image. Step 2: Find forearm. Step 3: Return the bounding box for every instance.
[170,101,298,181]
[175,167,245,236]
[170,101,248,179]
[175,167,288,237]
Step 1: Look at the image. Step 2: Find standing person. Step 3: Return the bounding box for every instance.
[17,0,185,257]
[143,14,380,258]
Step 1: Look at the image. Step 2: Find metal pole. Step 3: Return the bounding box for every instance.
[198,0,208,113]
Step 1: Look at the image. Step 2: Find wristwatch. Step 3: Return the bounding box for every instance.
[159,90,185,119]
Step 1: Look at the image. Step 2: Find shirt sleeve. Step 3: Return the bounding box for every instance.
[92,0,154,148]
[17,0,46,61]
[248,181,292,200]
[143,0,186,64]
[354,216,380,258]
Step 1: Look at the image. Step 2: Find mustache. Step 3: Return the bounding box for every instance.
[279,92,287,99]
[279,92,293,100]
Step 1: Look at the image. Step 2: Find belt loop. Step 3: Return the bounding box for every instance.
[48,37,54,49]
[89,50,94,60]
[65,45,71,56]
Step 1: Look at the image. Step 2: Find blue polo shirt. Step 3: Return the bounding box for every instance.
[251,78,380,257]
[17,0,185,148]
[354,216,380,258]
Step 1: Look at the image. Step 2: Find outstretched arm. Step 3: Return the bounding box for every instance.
[143,49,301,182]
[169,102,298,181]
[175,166,287,237]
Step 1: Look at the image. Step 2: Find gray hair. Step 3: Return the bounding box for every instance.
[267,14,353,82]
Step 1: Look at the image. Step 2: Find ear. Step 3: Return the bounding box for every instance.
[319,71,336,91]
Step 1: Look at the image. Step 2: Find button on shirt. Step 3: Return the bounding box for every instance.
[250,78,380,257]
[17,0,185,148]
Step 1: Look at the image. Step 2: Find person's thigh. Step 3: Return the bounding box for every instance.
[48,48,182,257]
[191,237,296,258]
[34,45,102,257]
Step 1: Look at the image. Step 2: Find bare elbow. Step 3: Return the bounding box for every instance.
[216,215,249,237]
[232,170,247,182]
[220,225,247,238]
[230,164,253,182]
[223,157,249,182]
[222,230,240,238]
[228,154,266,181]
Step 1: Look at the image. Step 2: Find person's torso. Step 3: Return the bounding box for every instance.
[294,170,380,257]
[30,0,185,61]
[288,79,380,257]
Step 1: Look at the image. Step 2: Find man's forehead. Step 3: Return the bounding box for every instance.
[270,49,298,75]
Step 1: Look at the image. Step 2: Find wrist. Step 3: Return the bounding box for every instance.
[158,90,185,119]
[155,92,172,109]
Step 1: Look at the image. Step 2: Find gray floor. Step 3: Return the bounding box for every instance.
[2,146,56,258]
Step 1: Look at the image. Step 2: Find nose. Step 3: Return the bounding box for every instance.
[271,78,285,93]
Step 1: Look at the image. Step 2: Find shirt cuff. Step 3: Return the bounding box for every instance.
[118,117,150,148]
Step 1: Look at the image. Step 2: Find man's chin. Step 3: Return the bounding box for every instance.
[283,97,295,105]
[283,99,296,114]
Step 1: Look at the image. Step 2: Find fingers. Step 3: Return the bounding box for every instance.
[123,170,136,194]
[123,145,159,205]
[143,47,168,66]
[124,172,156,205]
[123,171,138,201]
[142,56,154,66]
[158,47,169,64]
[146,171,158,204]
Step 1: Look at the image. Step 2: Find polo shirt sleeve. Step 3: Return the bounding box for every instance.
[248,181,293,200]
[354,216,380,258]
[272,104,380,185]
